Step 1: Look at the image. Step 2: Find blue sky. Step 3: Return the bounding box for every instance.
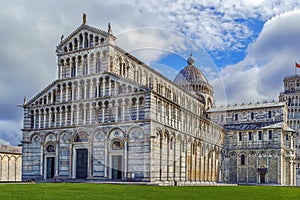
[1,0,300,145]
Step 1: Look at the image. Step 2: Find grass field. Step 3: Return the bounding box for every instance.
[0,183,300,200]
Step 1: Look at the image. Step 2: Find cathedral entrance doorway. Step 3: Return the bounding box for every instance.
[258,167,267,184]
[260,172,266,183]
[46,157,55,179]
[76,149,88,179]
[111,155,122,180]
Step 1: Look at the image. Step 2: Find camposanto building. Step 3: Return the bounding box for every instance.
[0,144,22,182]
[21,14,295,185]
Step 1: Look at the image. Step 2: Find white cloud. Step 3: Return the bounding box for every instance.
[116,28,187,63]
[116,0,300,51]
[211,10,300,106]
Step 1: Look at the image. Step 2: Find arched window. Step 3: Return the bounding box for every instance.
[71,62,76,77]
[96,58,101,73]
[95,36,99,45]
[82,60,88,75]
[74,38,78,50]
[84,32,88,48]
[89,34,94,47]
[68,42,73,51]
[241,154,245,165]
[131,98,137,120]
[79,34,83,49]
[30,113,34,129]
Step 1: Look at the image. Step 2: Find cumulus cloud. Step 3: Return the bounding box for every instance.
[117,0,300,52]
[211,10,300,106]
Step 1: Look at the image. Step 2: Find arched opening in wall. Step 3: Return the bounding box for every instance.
[61,106,66,126]
[60,83,67,102]
[207,98,213,110]
[111,80,116,95]
[40,109,44,128]
[60,59,65,78]
[45,108,49,128]
[111,101,116,122]
[119,60,122,76]
[84,32,88,48]
[100,37,105,44]
[71,58,76,77]
[30,110,34,129]
[95,36,99,45]
[51,108,55,127]
[45,143,56,179]
[104,101,110,123]
[2,156,9,181]
[67,106,71,125]
[110,138,124,180]
[73,133,89,179]
[138,97,145,120]
[89,34,94,47]
[241,154,245,165]
[96,54,101,73]
[83,55,88,75]
[68,42,73,51]
[97,102,103,123]
[131,98,137,120]
[125,99,130,121]
[55,107,60,127]
[117,99,122,121]
[79,33,83,49]
[74,38,78,50]
[8,156,16,181]
[105,77,110,96]
[122,63,126,77]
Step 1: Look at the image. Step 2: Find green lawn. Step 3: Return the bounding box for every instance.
[0,183,299,200]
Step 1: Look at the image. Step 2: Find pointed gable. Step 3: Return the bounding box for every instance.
[56,14,116,55]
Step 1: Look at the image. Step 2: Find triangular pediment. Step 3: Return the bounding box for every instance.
[57,23,115,52]
[26,80,59,107]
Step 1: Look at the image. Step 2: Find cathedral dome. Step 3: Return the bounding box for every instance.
[174,54,214,109]
[174,54,208,84]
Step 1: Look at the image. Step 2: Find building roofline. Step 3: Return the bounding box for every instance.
[207,101,285,112]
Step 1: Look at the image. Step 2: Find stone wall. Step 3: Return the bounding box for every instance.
[0,145,22,182]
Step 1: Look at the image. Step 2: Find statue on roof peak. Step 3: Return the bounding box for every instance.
[83,13,87,25]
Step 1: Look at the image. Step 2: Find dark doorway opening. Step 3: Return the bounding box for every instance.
[76,149,88,179]
[46,157,55,179]
[260,172,266,183]
[112,155,122,180]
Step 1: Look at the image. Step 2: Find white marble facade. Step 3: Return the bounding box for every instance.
[208,102,296,185]
[21,15,224,184]
[21,14,296,185]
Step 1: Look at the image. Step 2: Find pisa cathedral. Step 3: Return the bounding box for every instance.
[21,15,296,185]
